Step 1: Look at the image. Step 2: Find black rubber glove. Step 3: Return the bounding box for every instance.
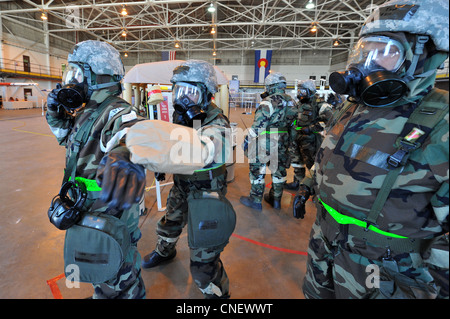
[300,126,311,135]
[96,151,146,210]
[293,184,311,219]
[155,172,166,181]
[46,83,68,118]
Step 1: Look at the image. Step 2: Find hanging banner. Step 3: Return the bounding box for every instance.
[254,49,272,83]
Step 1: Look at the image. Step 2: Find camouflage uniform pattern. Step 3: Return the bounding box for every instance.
[302,91,449,299]
[247,93,297,202]
[68,40,125,77]
[154,103,232,298]
[301,0,449,299]
[171,59,218,94]
[289,98,333,182]
[46,86,146,299]
[360,0,449,52]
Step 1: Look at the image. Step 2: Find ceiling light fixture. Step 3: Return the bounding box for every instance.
[175,42,180,48]
[124,52,128,57]
[212,51,217,56]
[122,29,127,37]
[306,0,315,9]
[310,24,317,32]
[207,3,216,13]
[210,27,216,34]
[333,39,339,46]
[121,7,128,16]
[40,12,48,20]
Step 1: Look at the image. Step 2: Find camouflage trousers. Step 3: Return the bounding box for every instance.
[249,155,287,203]
[288,133,320,182]
[303,209,448,299]
[92,203,146,299]
[155,174,231,298]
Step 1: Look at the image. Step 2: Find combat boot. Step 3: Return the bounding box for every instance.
[239,196,262,210]
[141,249,177,269]
[284,179,299,190]
[263,193,281,210]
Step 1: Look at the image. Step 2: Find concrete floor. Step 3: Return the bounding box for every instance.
[0,106,317,299]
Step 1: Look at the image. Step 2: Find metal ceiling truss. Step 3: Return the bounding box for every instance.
[0,0,385,56]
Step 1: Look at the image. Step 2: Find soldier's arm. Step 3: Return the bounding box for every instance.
[248,100,271,138]
[425,118,449,232]
[96,101,147,210]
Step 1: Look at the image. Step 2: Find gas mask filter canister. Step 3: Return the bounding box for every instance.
[57,63,90,111]
[329,36,408,107]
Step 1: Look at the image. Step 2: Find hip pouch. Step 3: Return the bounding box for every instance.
[64,212,131,284]
[375,258,438,299]
[187,192,236,250]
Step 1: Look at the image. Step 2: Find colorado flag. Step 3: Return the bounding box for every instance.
[254,49,272,83]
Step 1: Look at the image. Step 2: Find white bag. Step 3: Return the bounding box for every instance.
[126,120,208,174]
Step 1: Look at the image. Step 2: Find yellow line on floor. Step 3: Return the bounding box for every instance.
[7,119,54,137]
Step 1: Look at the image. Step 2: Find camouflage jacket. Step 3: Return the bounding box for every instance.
[46,87,144,212]
[308,90,449,239]
[249,93,297,139]
[296,99,333,128]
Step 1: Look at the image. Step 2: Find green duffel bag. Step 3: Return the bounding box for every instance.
[64,212,131,284]
[187,191,237,250]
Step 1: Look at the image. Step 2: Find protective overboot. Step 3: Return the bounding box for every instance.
[284,179,299,190]
[239,196,262,210]
[263,193,281,210]
[141,249,177,269]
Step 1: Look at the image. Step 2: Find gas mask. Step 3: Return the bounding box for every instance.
[57,62,91,112]
[297,88,313,103]
[172,82,207,126]
[329,36,408,107]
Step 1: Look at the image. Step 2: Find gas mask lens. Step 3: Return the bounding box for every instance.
[62,63,84,85]
[329,35,408,107]
[172,82,202,105]
[297,88,308,97]
[347,36,405,72]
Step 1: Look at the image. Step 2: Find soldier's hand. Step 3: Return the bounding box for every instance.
[96,151,146,210]
[155,172,166,181]
[293,184,311,219]
[300,126,311,135]
[47,84,66,117]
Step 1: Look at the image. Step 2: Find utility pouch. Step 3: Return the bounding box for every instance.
[376,258,438,299]
[64,212,131,284]
[187,192,236,250]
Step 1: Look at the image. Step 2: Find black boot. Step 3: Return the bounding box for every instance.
[239,196,262,210]
[284,180,299,190]
[263,193,281,210]
[141,249,177,269]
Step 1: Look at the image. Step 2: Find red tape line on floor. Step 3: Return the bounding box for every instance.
[46,273,65,299]
[231,233,308,256]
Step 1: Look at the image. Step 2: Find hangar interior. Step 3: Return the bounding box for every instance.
[0,0,448,299]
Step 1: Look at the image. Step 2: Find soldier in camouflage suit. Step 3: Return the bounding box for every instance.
[240,72,297,210]
[285,79,333,190]
[141,60,234,299]
[46,40,146,299]
[294,0,449,299]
